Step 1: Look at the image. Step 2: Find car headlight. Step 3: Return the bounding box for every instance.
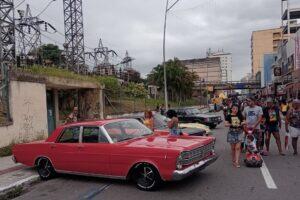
[177,151,190,169]
[176,154,183,170]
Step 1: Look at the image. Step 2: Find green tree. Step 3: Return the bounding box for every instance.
[38,44,62,66]
[123,82,147,98]
[147,58,198,102]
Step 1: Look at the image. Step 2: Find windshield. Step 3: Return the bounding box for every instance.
[199,108,209,114]
[153,113,169,129]
[186,108,201,115]
[104,119,153,143]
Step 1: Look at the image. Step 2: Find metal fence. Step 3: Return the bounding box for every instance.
[0,64,10,125]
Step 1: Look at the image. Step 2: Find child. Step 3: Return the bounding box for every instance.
[246,134,258,153]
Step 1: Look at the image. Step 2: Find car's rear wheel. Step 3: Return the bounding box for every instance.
[133,164,161,191]
[36,157,56,180]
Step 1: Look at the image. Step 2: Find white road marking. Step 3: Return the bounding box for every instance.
[260,159,277,189]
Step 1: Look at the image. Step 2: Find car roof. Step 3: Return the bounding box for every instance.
[60,118,131,128]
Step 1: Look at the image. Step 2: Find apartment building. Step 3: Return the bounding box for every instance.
[251,28,283,76]
[207,49,232,82]
[180,57,221,82]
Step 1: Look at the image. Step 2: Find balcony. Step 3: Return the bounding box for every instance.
[283,21,300,34]
[282,8,300,20]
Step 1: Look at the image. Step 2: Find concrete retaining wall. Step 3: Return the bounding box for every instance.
[0,81,48,148]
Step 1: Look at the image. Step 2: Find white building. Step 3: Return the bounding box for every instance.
[207,49,232,82]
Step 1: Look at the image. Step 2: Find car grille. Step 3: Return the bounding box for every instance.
[180,141,215,165]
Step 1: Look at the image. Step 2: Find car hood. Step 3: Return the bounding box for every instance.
[122,134,214,151]
[154,127,205,135]
[181,127,206,135]
[193,113,219,118]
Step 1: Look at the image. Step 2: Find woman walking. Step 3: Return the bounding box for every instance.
[225,104,245,168]
[285,99,300,155]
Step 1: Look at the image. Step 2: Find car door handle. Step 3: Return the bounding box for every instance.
[50,144,56,149]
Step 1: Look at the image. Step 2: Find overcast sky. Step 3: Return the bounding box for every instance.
[21,0,300,80]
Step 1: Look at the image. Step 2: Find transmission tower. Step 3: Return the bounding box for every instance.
[63,0,86,74]
[0,0,16,67]
[121,50,134,69]
[15,4,56,67]
[85,38,117,76]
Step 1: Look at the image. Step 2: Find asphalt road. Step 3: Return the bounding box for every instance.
[16,120,300,200]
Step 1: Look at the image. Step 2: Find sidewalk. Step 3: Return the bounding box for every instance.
[0,156,39,197]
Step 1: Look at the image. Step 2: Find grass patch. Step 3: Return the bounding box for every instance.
[0,186,23,200]
[20,66,100,84]
[0,144,14,157]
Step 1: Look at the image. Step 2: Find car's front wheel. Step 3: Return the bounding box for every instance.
[36,157,56,180]
[133,164,161,191]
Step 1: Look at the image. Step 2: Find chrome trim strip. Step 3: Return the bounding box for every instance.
[173,154,218,181]
[55,170,126,180]
[100,126,114,144]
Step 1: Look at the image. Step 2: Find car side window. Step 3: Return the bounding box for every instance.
[82,127,108,143]
[58,126,80,143]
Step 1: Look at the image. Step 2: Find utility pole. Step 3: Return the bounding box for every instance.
[63,0,86,74]
[163,0,181,111]
[0,0,16,67]
[85,38,117,76]
[15,4,56,67]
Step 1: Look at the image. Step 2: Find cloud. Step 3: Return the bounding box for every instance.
[21,0,287,80]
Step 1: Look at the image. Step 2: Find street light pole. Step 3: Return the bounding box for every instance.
[163,0,180,111]
[163,0,169,111]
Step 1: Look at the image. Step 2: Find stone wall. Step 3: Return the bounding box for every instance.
[0,81,48,148]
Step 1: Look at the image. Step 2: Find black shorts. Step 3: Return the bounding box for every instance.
[267,125,279,133]
[282,111,287,116]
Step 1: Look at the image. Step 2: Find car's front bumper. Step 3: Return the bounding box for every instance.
[172,154,218,181]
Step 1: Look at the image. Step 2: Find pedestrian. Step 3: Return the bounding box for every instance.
[166,109,180,136]
[264,98,285,156]
[242,97,263,152]
[144,110,154,131]
[280,99,290,150]
[155,105,160,112]
[65,106,78,124]
[223,98,233,119]
[160,104,165,115]
[285,99,300,155]
[225,104,245,168]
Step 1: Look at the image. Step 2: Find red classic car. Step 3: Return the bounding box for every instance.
[12,119,218,191]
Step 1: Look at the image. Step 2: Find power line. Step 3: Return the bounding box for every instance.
[37,0,56,17]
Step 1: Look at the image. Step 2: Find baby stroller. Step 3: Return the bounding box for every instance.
[244,129,263,168]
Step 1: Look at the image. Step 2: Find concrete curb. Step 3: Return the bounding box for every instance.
[0,175,40,196]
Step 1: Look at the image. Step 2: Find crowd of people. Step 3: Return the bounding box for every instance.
[224,96,300,168]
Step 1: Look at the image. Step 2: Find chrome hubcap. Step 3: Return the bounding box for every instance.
[39,159,51,178]
[137,166,155,189]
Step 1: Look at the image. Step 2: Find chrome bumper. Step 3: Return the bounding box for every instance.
[172,154,218,181]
